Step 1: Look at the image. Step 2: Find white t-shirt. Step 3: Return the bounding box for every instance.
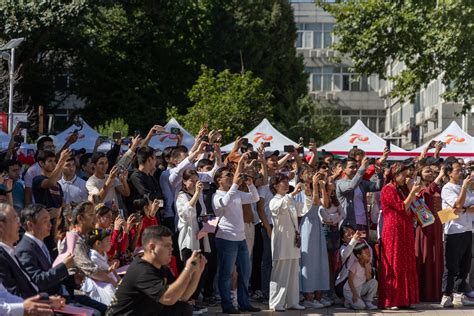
[86,174,122,203]
[344,261,370,290]
[23,162,42,188]
[442,182,474,235]
[354,187,366,225]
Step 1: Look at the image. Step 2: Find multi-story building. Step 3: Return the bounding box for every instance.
[290,0,386,135]
[381,60,474,149]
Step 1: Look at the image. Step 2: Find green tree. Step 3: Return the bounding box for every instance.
[174,66,273,144]
[282,95,347,145]
[95,117,129,138]
[318,0,474,112]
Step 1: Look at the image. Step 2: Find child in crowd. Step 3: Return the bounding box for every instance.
[343,243,378,310]
[82,228,119,306]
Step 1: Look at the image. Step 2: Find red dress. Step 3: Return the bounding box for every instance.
[415,182,443,302]
[379,183,420,308]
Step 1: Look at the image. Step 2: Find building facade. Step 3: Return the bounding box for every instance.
[381,60,474,149]
[290,0,386,135]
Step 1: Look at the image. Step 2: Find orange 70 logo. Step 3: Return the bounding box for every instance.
[159,134,178,142]
[349,133,369,144]
[445,134,465,144]
[253,132,273,143]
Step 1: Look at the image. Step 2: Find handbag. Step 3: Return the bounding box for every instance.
[287,202,301,248]
[410,197,435,228]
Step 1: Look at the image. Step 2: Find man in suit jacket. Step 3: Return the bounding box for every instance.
[15,204,75,295]
[0,203,40,298]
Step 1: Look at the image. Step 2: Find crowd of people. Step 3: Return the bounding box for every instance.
[0,121,474,315]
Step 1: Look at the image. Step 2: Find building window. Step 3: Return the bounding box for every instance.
[295,23,334,49]
[306,67,370,92]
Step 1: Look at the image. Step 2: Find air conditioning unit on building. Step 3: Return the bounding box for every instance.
[415,111,425,126]
[424,106,438,122]
[310,49,321,58]
[325,50,335,58]
[325,92,339,101]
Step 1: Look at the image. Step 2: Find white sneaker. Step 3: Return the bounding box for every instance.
[273,306,285,312]
[455,293,474,306]
[441,295,454,308]
[288,303,305,310]
[320,297,333,307]
[303,300,324,309]
[230,290,238,308]
[365,302,378,310]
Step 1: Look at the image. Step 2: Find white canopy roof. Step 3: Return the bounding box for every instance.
[320,119,409,159]
[54,119,100,152]
[221,119,299,152]
[410,121,474,159]
[148,118,195,151]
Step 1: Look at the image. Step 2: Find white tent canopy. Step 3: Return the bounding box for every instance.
[319,119,410,160]
[410,121,474,160]
[54,119,100,152]
[148,118,195,151]
[221,118,299,152]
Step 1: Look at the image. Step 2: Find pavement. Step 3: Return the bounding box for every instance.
[203,302,474,315]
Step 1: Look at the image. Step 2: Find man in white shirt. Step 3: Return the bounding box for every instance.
[440,162,474,307]
[59,157,88,204]
[86,152,130,205]
[212,153,260,314]
[0,282,53,316]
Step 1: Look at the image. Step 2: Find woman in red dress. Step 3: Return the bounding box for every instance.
[415,161,445,302]
[379,163,421,309]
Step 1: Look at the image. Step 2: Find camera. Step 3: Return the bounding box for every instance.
[205,144,214,152]
[240,174,249,181]
[134,130,141,137]
[18,121,30,129]
[248,151,258,160]
[202,135,209,142]
[112,131,122,140]
[284,145,294,153]
[368,158,376,165]
[170,127,180,135]
[262,142,270,148]
[241,138,249,146]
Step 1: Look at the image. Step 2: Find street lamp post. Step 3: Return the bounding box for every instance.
[0,37,25,135]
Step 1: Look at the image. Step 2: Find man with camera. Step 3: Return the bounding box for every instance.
[336,156,384,237]
[109,225,206,316]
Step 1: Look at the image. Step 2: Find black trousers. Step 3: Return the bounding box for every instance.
[442,231,472,295]
[250,223,263,292]
[181,248,209,300]
[203,233,218,298]
[162,217,184,271]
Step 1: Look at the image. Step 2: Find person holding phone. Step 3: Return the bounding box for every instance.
[414,160,446,302]
[378,162,421,309]
[176,169,211,313]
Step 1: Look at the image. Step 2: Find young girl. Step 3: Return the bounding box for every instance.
[82,228,119,306]
[130,197,160,250]
[268,173,306,312]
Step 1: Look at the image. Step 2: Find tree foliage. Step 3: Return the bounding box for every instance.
[283,95,347,145]
[95,117,129,138]
[318,0,474,112]
[1,0,308,134]
[173,66,273,144]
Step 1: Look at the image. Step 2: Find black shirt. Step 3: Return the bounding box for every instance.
[109,257,174,316]
[128,169,163,201]
[32,175,64,208]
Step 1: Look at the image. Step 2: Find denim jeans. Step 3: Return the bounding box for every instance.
[260,226,272,299]
[215,237,251,310]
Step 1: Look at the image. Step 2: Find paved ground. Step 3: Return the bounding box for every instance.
[203,302,474,315]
